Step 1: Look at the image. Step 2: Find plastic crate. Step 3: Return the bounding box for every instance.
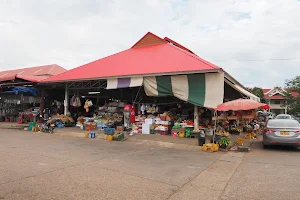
[104,128,115,135]
[97,122,106,130]
[89,132,96,138]
[28,122,36,131]
[57,124,64,128]
[113,132,125,141]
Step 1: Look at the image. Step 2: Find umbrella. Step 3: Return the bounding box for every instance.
[216,99,267,111]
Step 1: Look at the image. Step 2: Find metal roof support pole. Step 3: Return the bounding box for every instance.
[39,88,45,116]
[194,105,199,130]
[64,83,69,115]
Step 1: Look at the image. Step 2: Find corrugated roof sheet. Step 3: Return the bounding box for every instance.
[0,64,66,82]
[43,32,220,83]
[262,89,271,94]
[264,94,285,99]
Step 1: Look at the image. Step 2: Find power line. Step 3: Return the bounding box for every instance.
[212,58,300,62]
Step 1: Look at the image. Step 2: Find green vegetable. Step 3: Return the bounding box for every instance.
[172,125,181,129]
[218,137,231,147]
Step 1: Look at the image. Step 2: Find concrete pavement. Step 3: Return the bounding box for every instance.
[221,141,300,200]
[0,130,299,200]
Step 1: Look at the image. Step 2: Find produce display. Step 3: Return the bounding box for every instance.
[76,113,123,130]
[99,113,123,126]
[48,114,75,127]
[181,120,194,126]
[50,114,74,123]
[216,130,229,137]
[230,127,242,135]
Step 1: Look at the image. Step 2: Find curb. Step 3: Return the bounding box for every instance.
[0,125,28,130]
[53,130,106,140]
[125,138,203,151]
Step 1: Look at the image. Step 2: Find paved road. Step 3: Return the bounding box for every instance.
[0,130,299,200]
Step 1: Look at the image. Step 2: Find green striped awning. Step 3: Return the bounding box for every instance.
[143,72,224,108]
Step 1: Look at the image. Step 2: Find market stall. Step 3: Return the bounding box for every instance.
[0,88,40,123]
[0,64,67,124]
[40,32,259,143]
[210,99,268,150]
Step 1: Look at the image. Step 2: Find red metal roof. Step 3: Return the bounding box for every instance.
[43,32,220,83]
[263,88,299,99]
[163,37,195,54]
[262,89,271,94]
[0,64,66,83]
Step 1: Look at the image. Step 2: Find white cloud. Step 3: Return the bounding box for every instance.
[0,0,300,88]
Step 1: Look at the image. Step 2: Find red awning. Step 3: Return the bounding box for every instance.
[43,32,220,83]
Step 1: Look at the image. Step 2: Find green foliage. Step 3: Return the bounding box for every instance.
[252,87,264,98]
[247,87,266,103]
[218,137,231,147]
[286,76,300,90]
[285,76,300,115]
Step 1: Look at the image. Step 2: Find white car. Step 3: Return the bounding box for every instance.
[275,114,292,120]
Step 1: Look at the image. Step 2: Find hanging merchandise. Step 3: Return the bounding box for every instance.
[141,104,146,115]
[155,106,159,113]
[56,100,62,109]
[70,96,81,107]
[84,99,93,112]
[70,96,75,106]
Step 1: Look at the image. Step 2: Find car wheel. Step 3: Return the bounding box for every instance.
[263,144,269,149]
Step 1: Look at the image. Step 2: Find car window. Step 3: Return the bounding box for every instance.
[276,115,291,119]
[267,120,300,128]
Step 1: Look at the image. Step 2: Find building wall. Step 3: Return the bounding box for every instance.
[267,99,287,114]
[270,109,286,115]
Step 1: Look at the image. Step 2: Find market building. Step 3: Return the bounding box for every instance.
[41,32,259,137]
[0,64,66,122]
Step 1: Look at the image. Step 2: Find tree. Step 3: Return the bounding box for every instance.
[285,76,300,115]
[252,87,264,98]
[251,87,266,103]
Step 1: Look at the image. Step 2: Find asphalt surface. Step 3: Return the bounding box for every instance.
[0,130,299,200]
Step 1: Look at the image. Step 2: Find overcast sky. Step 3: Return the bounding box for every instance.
[0,0,300,88]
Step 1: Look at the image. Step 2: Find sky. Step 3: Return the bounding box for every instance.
[0,0,300,88]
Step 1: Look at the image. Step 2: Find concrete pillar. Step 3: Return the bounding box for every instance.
[194,105,199,130]
[64,84,69,115]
